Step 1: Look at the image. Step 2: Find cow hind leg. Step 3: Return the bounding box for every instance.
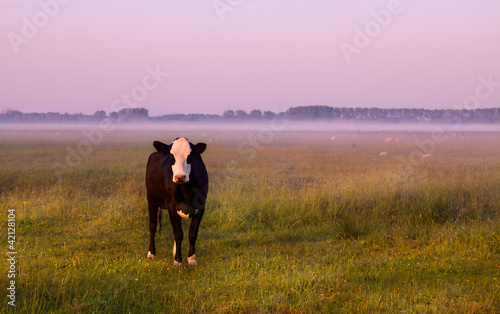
[147,201,158,259]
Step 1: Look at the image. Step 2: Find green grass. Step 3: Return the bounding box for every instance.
[1,129,500,313]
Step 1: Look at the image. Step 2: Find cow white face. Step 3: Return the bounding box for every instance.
[170,137,192,183]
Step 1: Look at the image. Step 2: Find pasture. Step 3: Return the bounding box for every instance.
[1,125,499,313]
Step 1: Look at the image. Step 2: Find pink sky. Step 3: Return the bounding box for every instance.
[1,0,499,116]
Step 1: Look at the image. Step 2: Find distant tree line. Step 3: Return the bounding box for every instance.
[1,106,499,124]
[285,106,500,123]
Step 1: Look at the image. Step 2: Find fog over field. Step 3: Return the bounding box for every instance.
[1,121,499,134]
[1,122,499,157]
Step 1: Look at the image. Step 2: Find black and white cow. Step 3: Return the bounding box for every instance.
[145,137,208,267]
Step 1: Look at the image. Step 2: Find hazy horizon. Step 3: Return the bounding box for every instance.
[4,104,500,116]
[2,1,500,116]
[1,121,499,134]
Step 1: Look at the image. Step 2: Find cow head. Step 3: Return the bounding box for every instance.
[153,138,207,184]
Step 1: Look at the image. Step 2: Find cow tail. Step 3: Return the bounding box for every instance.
[158,208,162,235]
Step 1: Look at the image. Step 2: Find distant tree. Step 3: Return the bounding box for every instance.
[222,110,235,119]
[249,110,262,119]
[93,110,107,120]
[263,111,276,119]
[235,110,248,119]
[46,112,62,123]
[138,108,149,118]
[117,108,149,121]
[287,106,334,119]
[109,111,119,120]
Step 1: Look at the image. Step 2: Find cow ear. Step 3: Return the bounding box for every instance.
[193,143,207,155]
[153,141,171,154]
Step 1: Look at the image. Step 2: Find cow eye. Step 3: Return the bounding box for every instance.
[186,154,192,164]
[170,154,176,164]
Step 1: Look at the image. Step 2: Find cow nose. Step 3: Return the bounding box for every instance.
[175,174,187,183]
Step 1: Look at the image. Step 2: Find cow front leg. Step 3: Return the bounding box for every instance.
[168,208,183,267]
[187,210,204,266]
[147,201,158,259]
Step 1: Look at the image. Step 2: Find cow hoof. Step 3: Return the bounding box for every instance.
[188,254,197,266]
[147,251,155,259]
[174,260,182,267]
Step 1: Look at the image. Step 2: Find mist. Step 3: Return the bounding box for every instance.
[1,120,499,133]
[1,121,498,152]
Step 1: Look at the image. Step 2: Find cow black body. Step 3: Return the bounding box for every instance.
[145,138,208,266]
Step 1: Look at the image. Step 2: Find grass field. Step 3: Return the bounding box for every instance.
[1,126,500,313]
